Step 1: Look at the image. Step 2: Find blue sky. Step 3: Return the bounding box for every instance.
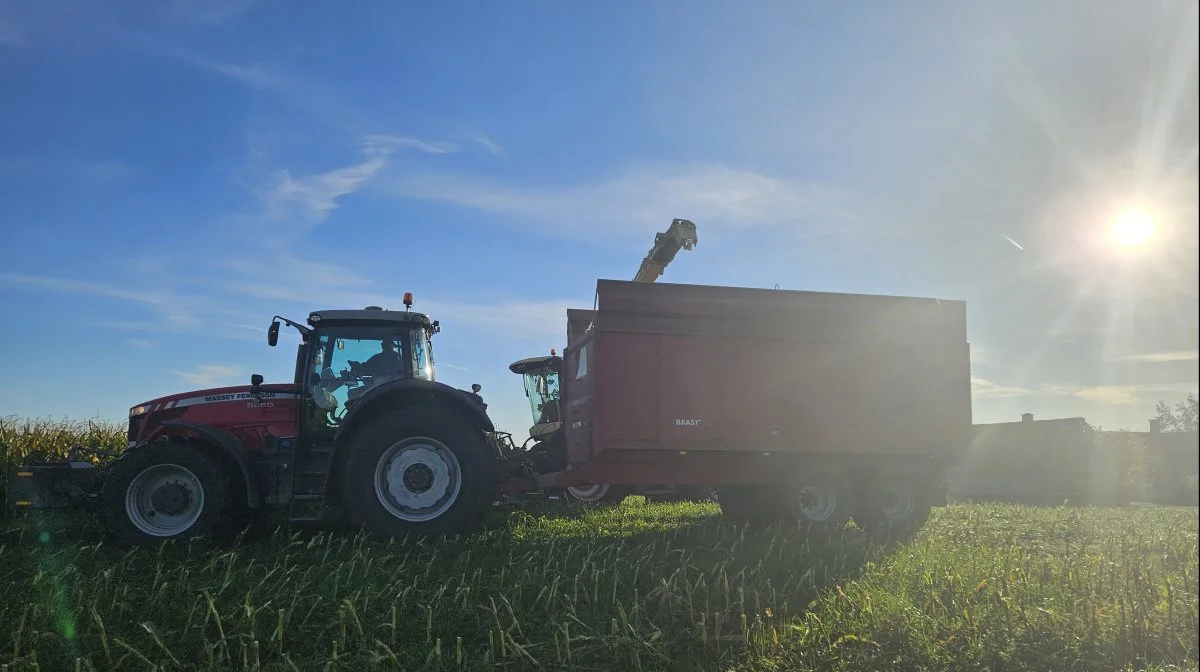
[1,0,1197,439]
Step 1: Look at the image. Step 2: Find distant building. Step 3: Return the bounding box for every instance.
[947,413,1097,505]
[948,413,1200,507]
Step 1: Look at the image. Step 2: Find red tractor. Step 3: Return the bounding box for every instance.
[10,295,517,546]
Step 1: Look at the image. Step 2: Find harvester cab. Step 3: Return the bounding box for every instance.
[508,353,564,441]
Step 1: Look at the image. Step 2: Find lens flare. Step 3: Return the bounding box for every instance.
[1110,211,1156,247]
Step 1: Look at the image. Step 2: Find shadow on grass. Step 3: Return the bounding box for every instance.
[0,499,904,671]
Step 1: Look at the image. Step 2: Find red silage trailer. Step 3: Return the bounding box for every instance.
[511,278,973,535]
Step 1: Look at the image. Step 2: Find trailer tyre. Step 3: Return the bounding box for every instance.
[853,464,935,539]
[789,464,855,533]
[341,406,495,538]
[99,441,230,547]
[562,483,631,505]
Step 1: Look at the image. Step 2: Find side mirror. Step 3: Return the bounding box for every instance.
[267,321,280,347]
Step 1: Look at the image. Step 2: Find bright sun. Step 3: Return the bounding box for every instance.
[1110,211,1157,247]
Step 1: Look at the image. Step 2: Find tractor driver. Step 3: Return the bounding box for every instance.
[360,339,404,378]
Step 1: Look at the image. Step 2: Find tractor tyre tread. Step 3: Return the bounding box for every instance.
[339,404,495,539]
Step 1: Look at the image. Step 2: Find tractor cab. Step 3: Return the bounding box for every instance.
[508,353,563,441]
[268,295,449,428]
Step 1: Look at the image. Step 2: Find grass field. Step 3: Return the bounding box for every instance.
[2,418,1199,671]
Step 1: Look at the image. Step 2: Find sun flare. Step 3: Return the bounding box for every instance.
[1110,211,1157,247]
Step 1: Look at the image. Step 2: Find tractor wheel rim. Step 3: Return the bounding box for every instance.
[374,437,461,523]
[124,463,205,537]
[797,485,838,521]
[566,483,610,502]
[881,484,917,519]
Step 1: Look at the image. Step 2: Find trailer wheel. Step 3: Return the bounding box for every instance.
[563,483,631,505]
[853,464,934,539]
[340,405,495,538]
[789,465,855,532]
[99,442,229,547]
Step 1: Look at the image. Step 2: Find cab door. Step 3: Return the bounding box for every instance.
[562,333,596,465]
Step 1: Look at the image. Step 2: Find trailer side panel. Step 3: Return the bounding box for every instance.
[569,280,971,466]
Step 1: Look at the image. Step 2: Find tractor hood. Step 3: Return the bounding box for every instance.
[128,383,298,417]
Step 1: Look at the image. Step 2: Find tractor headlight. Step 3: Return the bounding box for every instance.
[129,405,148,417]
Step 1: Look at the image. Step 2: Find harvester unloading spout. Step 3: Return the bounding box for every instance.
[632,218,698,283]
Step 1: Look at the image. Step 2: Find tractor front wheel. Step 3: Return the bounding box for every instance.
[99,441,230,547]
[341,406,495,538]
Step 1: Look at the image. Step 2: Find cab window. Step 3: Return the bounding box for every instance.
[412,330,434,380]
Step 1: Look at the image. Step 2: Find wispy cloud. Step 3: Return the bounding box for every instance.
[0,272,166,307]
[363,134,459,156]
[116,30,293,91]
[428,299,573,340]
[247,133,470,232]
[971,377,1030,399]
[213,269,575,340]
[454,133,505,157]
[128,338,154,350]
[971,375,1198,405]
[253,154,389,230]
[1045,382,1200,405]
[376,161,870,244]
[1122,350,1200,363]
[1,261,573,343]
[173,52,286,89]
[172,364,244,387]
[0,272,203,329]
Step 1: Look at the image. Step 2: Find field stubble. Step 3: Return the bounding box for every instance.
[1,416,1198,671]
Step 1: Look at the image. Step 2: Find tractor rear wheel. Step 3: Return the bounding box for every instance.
[99,441,230,547]
[340,406,495,538]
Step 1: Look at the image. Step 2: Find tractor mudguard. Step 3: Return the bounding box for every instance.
[335,378,496,444]
[158,421,263,508]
